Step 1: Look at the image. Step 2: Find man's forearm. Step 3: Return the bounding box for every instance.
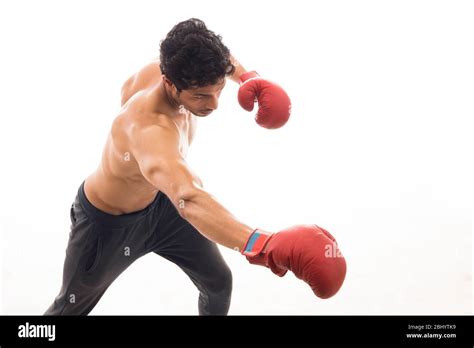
[177,188,254,251]
[228,55,248,84]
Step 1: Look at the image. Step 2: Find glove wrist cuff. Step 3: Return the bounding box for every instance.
[241,229,273,257]
[238,70,260,84]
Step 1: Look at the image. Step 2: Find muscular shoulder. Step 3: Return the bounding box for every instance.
[121,60,162,106]
[112,110,178,151]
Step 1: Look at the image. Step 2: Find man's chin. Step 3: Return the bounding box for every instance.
[195,110,213,117]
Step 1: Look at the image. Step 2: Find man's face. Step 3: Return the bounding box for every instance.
[172,79,226,117]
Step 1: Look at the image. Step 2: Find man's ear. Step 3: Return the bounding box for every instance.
[163,75,181,94]
[162,75,173,86]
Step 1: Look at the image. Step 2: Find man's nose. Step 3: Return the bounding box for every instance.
[207,96,219,110]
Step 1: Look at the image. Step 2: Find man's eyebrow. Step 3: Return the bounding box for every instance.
[193,84,226,96]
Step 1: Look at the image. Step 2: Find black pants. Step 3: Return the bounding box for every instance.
[44,182,232,315]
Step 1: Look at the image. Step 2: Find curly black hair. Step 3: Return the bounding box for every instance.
[159,18,235,91]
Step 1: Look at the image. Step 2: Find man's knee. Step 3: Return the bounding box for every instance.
[209,264,233,296]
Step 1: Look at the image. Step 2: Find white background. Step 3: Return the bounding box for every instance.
[0,0,472,315]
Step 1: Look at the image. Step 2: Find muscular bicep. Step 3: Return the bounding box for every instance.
[129,123,202,204]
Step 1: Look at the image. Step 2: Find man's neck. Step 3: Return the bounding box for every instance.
[161,82,181,111]
[149,81,193,124]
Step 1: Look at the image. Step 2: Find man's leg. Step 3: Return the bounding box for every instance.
[154,228,233,315]
[44,188,151,315]
[149,198,232,315]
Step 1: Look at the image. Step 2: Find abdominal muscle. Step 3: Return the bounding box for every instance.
[84,172,159,216]
[84,126,162,215]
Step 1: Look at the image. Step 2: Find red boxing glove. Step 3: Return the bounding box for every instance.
[238,71,291,129]
[242,225,346,299]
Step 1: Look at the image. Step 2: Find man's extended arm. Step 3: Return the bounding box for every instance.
[128,112,346,299]
[129,118,346,298]
[130,120,254,251]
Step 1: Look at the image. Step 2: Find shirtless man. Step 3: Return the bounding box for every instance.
[44,18,346,316]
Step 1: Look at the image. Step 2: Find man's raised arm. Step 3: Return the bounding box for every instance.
[228,54,292,129]
[227,55,248,84]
